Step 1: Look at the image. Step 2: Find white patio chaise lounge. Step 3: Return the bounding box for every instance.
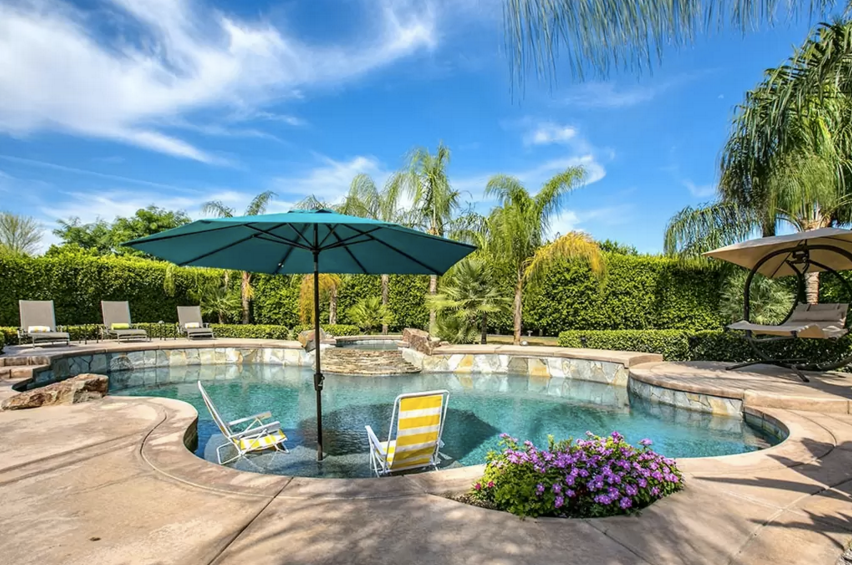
[365,389,450,477]
[101,301,149,341]
[728,303,848,340]
[17,300,70,347]
[197,381,288,465]
[177,306,214,340]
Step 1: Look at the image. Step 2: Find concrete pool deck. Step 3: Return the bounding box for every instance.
[2,342,852,563]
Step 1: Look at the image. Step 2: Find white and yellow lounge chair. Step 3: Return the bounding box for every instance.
[365,390,449,477]
[197,381,288,465]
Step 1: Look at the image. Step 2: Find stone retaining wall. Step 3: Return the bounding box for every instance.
[401,349,630,386]
[31,347,311,387]
[627,377,742,417]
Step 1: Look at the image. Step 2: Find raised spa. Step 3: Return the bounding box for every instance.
[111,364,780,478]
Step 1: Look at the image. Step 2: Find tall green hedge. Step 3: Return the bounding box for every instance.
[2,253,729,334]
[0,254,222,326]
[524,255,727,333]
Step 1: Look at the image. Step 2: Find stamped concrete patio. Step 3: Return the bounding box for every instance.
[1,342,852,564]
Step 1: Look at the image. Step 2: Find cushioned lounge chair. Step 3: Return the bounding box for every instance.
[101,301,149,341]
[197,381,288,465]
[365,390,450,477]
[17,300,70,347]
[728,303,848,339]
[727,303,849,381]
[177,306,214,340]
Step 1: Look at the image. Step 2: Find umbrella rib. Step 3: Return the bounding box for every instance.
[344,225,442,273]
[322,227,383,250]
[244,223,311,249]
[327,226,368,274]
[318,224,339,248]
[273,223,313,274]
[285,223,316,249]
[177,234,256,266]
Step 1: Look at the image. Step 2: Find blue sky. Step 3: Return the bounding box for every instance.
[0,0,833,252]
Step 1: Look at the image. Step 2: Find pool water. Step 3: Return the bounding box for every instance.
[111,364,779,478]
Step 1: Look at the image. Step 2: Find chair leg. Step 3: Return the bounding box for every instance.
[727,359,763,371]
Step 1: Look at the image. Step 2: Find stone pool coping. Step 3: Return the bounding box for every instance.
[630,361,852,415]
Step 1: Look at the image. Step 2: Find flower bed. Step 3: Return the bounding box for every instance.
[467,432,684,518]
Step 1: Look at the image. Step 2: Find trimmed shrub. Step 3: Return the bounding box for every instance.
[559,328,852,368]
[0,330,4,354]
[558,330,693,360]
[470,432,683,518]
[292,324,361,337]
[210,324,291,340]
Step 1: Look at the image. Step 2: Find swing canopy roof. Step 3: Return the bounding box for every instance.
[704,228,852,279]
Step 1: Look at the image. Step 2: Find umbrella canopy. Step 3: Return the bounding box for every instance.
[124,209,475,275]
[703,228,852,278]
[124,209,476,461]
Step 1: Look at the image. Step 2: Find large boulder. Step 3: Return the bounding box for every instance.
[2,374,109,411]
[298,328,328,352]
[402,328,440,355]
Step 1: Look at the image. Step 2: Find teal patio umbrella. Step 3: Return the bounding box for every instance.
[124,209,476,460]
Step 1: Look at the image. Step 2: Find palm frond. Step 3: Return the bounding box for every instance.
[503,0,831,84]
[245,191,276,216]
[663,202,758,258]
[524,231,604,286]
[201,201,235,218]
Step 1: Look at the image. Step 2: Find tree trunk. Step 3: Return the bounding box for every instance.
[224,270,230,288]
[805,272,820,304]
[329,285,338,325]
[381,274,389,335]
[513,272,523,345]
[429,274,438,333]
[241,271,251,324]
[218,311,224,324]
[480,312,488,345]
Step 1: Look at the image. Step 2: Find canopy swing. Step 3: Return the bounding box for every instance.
[704,228,852,382]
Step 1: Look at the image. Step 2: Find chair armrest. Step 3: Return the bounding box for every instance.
[231,421,281,439]
[229,412,272,427]
[365,425,384,454]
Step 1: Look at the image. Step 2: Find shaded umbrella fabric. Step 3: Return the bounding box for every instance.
[703,228,852,278]
[124,209,475,274]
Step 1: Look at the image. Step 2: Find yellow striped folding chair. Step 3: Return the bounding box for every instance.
[197,381,288,465]
[365,390,450,477]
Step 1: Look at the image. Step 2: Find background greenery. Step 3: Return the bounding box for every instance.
[0,252,729,332]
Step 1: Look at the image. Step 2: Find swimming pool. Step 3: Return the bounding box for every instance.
[111,364,779,478]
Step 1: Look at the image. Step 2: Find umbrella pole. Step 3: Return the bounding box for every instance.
[313,252,324,462]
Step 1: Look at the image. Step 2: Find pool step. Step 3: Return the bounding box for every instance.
[321,348,420,376]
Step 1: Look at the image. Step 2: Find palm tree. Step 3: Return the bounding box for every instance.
[502,0,831,82]
[339,173,407,334]
[299,273,342,325]
[427,258,512,344]
[388,143,458,331]
[485,168,605,344]
[0,212,42,256]
[347,296,394,333]
[665,22,852,302]
[202,192,276,324]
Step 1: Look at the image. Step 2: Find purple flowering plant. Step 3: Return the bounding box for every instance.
[470,432,684,518]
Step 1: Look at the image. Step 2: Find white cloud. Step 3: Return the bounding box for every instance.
[548,204,634,239]
[564,73,711,109]
[524,122,578,146]
[269,155,391,210]
[454,154,606,197]
[684,179,716,198]
[0,0,437,162]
